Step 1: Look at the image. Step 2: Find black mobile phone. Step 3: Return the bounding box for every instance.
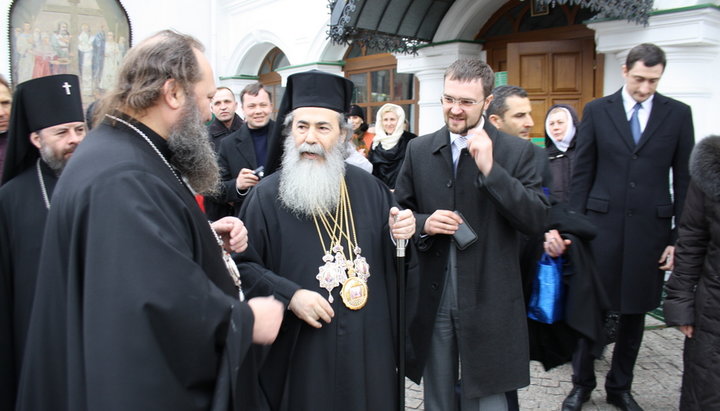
[252,166,265,179]
[453,210,478,250]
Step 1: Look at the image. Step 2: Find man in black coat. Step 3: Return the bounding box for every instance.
[217,83,275,216]
[208,86,243,151]
[486,84,552,192]
[395,58,548,410]
[548,43,695,411]
[205,86,243,220]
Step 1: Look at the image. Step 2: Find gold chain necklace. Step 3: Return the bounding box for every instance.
[313,178,370,309]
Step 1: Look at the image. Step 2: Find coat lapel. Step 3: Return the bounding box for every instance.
[234,129,257,169]
[430,126,454,172]
[635,93,670,152]
[604,89,636,152]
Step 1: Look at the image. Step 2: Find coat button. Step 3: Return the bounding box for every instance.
[431,282,439,290]
[626,210,633,217]
[629,182,636,188]
[446,180,453,188]
[632,155,638,160]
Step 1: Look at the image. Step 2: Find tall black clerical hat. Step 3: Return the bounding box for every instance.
[1,74,84,184]
[264,70,354,175]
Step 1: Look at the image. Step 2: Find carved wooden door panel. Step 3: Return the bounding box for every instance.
[507,38,595,141]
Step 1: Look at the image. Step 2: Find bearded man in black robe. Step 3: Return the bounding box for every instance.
[0,74,87,410]
[15,30,284,411]
[238,70,416,411]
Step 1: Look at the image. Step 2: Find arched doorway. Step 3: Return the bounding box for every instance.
[258,47,288,118]
[478,0,602,142]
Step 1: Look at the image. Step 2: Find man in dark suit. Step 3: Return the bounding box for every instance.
[217,82,275,216]
[204,86,244,220]
[395,58,548,410]
[548,43,695,411]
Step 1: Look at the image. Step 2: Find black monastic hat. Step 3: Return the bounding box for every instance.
[347,104,365,122]
[1,74,84,184]
[264,70,354,175]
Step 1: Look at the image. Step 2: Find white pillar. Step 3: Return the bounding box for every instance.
[395,42,484,136]
[589,6,720,141]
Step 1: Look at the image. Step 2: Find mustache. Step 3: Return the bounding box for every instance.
[298,142,325,157]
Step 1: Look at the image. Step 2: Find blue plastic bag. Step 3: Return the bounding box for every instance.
[528,253,564,324]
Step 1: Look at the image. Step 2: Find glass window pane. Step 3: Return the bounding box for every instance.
[366,46,385,56]
[394,71,414,100]
[371,70,390,102]
[268,85,284,120]
[350,73,367,103]
[346,44,362,59]
[259,61,271,75]
[398,104,413,134]
[274,86,285,110]
[272,53,289,71]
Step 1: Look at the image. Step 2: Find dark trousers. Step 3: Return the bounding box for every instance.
[424,247,513,410]
[571,313,645,394]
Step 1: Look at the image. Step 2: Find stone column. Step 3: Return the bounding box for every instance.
[395,41,484,136]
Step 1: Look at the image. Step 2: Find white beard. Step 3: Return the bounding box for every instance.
[278,135,346,218]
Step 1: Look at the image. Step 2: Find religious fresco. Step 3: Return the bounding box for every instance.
[9,0,131,106]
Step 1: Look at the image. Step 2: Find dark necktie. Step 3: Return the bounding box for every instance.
[630,103,642,144]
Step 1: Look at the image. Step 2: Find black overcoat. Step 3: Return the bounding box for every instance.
[569,89,694,313]
[217,121,275,216]
[664,136,720,411]
[394,121,548,399]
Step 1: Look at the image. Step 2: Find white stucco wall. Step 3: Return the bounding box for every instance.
[215,0,335,78]
[1,0,718,139]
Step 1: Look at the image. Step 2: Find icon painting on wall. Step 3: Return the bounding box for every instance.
[9,0,131,107]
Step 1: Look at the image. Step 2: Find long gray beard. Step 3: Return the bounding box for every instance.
[279,135,346,218]
[167,99,220,196]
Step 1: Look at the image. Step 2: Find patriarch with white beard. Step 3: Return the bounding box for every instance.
[234,70,417,411]
[279,110,351,217]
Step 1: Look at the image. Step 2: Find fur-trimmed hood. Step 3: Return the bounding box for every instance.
[690,135,720,200]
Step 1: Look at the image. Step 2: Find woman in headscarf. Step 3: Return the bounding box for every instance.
[347,104,374,157]
[368,103,416,189]
[544,104,579,203]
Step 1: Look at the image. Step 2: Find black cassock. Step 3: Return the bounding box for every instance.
[15,116,255,411]
[0,161,56,410]
[238,166,399,411]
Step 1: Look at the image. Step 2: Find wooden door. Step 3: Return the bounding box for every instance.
[507,38,595,142]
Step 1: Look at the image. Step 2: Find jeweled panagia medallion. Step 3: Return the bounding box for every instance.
[340,276,368,310]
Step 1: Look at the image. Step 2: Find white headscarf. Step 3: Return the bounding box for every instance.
[372,103,406,150]
[545,107,576,152]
